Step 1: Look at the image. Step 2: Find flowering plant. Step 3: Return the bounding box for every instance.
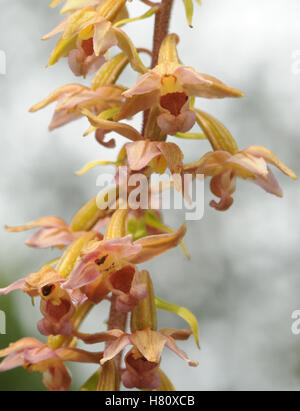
[0,0,296,391]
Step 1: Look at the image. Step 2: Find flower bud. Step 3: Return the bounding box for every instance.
[195,109,238,154]
[99,0,127,22]
[130,270,157,332]
[98,360,120,391]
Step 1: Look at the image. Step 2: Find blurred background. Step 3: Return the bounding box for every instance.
[1,0,300,390]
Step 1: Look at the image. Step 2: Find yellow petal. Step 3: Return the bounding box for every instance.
[48,36,77,66]
[155,296,200,348]
[158,33,180,65]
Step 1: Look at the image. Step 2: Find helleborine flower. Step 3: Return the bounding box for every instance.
[126,140,183,176]
[0,267,78,336]
[62,226,186,304]
[185,146,297,211]
[121,33,243,135]
[0,338,102,391]
[4,216,88,249]
[42,4,126,75]
[100,328,198,389]
[29,84,124,131]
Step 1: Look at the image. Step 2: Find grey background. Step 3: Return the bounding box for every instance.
[0,0,300,390]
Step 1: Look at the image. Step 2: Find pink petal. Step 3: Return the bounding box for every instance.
[126,141,161,171]
[101,235,142,258]
[157,110,196,135]
[0,353,24,372]
[0,278,26,295]
[93,20,117,56]
[62,261,101,290]
[165,337,198,367]
[251,166,283,197]
[26,227,74,248]
[100,334,131,365]
[175,66,243,98]
[123,71,160,97]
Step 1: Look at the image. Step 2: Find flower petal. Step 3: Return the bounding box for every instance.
[100,333,131,364]
[82,108,143,141]
[175,66,244,98]
[130,329,167,363]
[0,278,27,295]
[244,146,297,180]
[129,224,186,264]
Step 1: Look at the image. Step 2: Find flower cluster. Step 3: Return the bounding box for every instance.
[0,0,296,391]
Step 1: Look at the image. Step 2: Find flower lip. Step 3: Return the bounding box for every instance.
[159,92,188,116]
[81,38,94,56]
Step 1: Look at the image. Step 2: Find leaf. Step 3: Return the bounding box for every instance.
[155,296,200,348]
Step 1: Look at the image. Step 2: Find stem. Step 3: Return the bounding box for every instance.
[142,0,174,134]
[107,294,127,390]
[151,0,174,68]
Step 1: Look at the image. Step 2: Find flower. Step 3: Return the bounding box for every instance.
[0,267,85,336]
[0,337,102,391]
[88,328,197,390]
[125,140,183,176]
[120,34,243,135]
[76,327,197,390]
[4,216,91,249]
[42,5,125,75]
[185,146,297,211]
[62,226,186,306]
[29,84,124,131]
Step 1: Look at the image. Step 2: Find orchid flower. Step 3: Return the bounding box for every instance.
[78,327,197,390]
[120,33,243,135]
[0,338,102,391]
[0,267,80,336]
[29,84,124,131]
[184,146,297,211]
[43,2,126,75]
[62,226,185,307]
